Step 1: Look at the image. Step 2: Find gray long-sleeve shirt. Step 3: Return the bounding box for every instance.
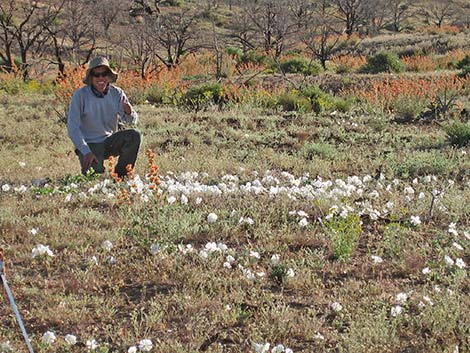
[67,85,138,155]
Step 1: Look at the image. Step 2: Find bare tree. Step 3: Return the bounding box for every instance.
[152,8,201,69]
[333,0,366,36]
[301,0,350,69]
[245,0,295,58]
[388,0,413,32]
[421,0,457,27]
[0,0,65,79]
[120,22,159,78]
[43,0,99,77]
[362,0,388,35]
[227,8,256,53]
[0,1,15,71]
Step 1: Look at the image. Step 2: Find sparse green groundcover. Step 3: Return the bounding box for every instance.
[0,92,469,353]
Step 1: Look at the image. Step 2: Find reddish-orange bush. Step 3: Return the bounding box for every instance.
[331,55,366,73]
[401,55,437,72]
[346,75,470,112]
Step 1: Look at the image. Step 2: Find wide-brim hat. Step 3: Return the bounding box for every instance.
[83,56,118,85]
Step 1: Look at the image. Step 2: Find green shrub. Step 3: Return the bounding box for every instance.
[443,121,470,147]
[269,264,290,285]
[456,55,470,77]
[279,57,322,76]
[326,213,362,261]
[277,91,311,112]
[301,86,335,113]
[302,141,336,160]
[392,151,452,177]
[360,52,405,74]
[182,83,226,111]
[226,46,243,59]
[333,97,353,112]
[238,51,267,66]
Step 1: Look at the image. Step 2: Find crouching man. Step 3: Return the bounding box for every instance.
[67,56,141,178]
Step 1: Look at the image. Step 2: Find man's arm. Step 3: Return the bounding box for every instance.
[119,92,139,125]
[67,91,92,155]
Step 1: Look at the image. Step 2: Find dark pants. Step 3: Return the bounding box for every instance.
[76,129,141,177]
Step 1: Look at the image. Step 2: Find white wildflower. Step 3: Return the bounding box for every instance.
[330,302,342,312]
[452,242,464,251]
[195,197,203,205]
[270,254,280,265]
[249,251,261,260]
[404,186,414,195]
[239,216,255,225]
[390,305,403,317]
[395,292,408,305]
[444,255,455,266]
[167,195,177,204]
[102,240,113,251]
[410,215,421,226]
[19,161,26,167]
[180,194,188,204]
[423,296,434,306]
[128,346,138,353]
[42,331,56,345]
[138,339,153,351]
[149,243,163,255]
[371,255,384,264]
[86,339,98,351]
[422,267,431,275]
[1,184,11,192]
[448,223,458,236]
[207,213,218,223]
[32,244,54,258]
[29,228,39,235]
[253,343,270,353]
[64,334,77,345]
[455,258,466,269]
[287,268,295,277]
[298,217,309,227]
[271,344,285,353]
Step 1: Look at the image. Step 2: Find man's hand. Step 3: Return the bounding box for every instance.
[122,96,132,115]
[82,152,98,172]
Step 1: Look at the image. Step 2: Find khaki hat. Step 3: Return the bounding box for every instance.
[83,56,118,85]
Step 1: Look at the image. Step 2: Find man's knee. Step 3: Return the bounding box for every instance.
[124,129,141,146]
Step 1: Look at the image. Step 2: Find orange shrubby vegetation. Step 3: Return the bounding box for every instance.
[437,49,470,69]
[401,55,437,72]
[347,75,470,112]
[422,25,461,35]
[331,55,367,72]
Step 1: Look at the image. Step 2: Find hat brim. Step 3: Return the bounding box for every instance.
[83,67,118,85]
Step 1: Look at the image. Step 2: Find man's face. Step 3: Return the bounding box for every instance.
[90,66,110,92]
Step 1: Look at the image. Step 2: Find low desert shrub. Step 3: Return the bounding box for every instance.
[392,151,452,177]
[182,83,226,111]
[360,52,405,74]
[456,55,470,77]
[443,121,470,147]
[325,213,362,261]
[278,57,322,76]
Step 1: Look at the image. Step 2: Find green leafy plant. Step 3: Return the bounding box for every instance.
[360,52,405,74]
[182,83,226,112]
[269,264,290,285]
[325,213,362,261]
[456,55,470,77]
[443,121,470,147]
[278,57,322,76]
